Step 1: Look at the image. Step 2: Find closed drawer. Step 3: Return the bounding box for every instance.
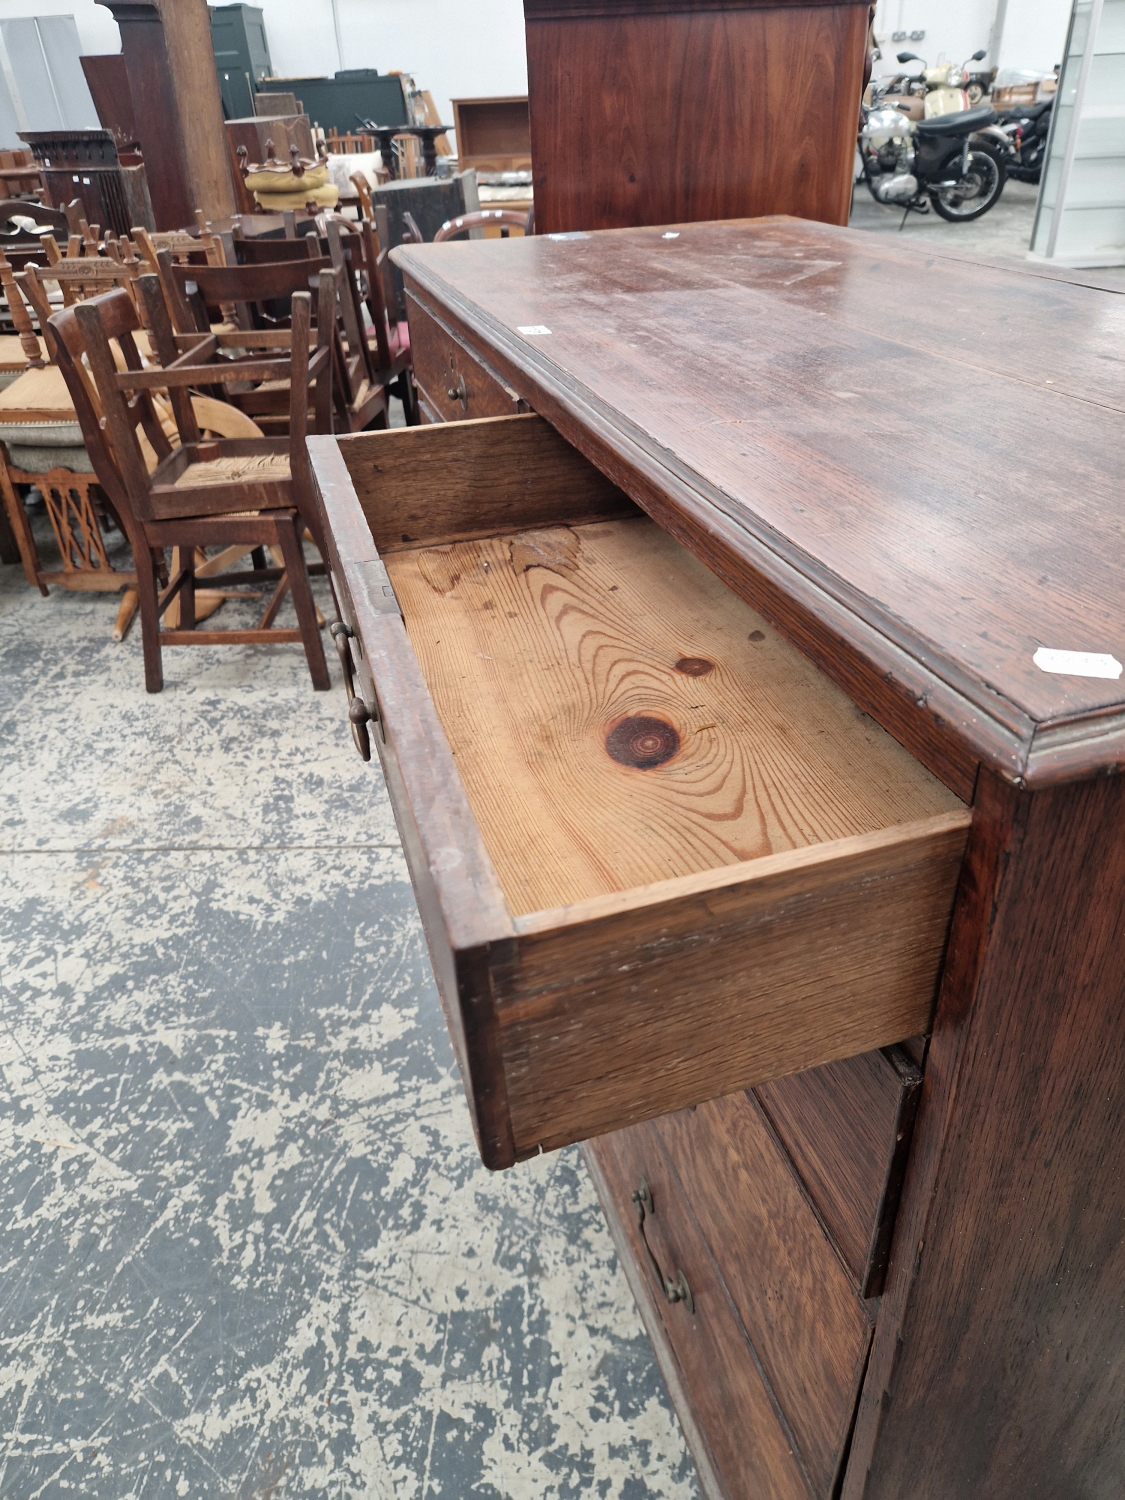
[406,291,524,422]
[654,1094,873,1497]
[755,1045,922,1297]
[585,1120,814,1500]
[309,414,970,1170]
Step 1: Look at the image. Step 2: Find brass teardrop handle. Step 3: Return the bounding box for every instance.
[631,1176,694,1313]
[330,620,372,762]
[446,372,468,411]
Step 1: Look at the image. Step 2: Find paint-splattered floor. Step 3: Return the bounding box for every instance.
[0,507,699,1498]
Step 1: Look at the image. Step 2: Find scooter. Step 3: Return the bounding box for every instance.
[890,49,992,117]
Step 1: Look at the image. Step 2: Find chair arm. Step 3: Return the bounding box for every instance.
[163,334,219,370]
[117,357,293,390]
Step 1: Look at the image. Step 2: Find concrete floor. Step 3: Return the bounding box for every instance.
[849,176,1125,288]
[0,508,699,1498]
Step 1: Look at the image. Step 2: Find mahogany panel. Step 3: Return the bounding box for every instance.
[152,0,237,220]
[80,54,139,153]
[525,5,868,233]
[755,1045,922,1296]
[585,1119,814,1500]
[656,1093,873,1496]
[845,770,1125,1499]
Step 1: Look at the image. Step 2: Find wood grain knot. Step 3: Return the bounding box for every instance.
[605,716,680,770]
[674,656,714,677]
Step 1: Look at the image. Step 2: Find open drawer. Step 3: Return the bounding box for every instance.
[309,415,971,1170]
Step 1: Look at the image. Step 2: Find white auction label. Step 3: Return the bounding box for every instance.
[517,325,552,336]
[1033,647,1123,680]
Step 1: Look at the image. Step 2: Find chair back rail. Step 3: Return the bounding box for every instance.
[18,257,143,362]
[160,252,332,334]
[0,198,70,237]
[234,235,322,266]
[433,209,532,242]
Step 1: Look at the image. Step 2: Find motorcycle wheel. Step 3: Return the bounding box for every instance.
[930,146,1006,221]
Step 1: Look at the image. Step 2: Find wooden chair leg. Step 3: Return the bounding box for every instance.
[113,587,139,643]
[274,514,330,690]
[135,544,164,693]
[0,484,20,566]
[179,545,196,630]
[0,457,46,593]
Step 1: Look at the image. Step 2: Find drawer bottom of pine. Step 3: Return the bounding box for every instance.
[310,413,970,1169]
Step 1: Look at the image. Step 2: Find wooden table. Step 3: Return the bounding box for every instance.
[312,218,1125,1499]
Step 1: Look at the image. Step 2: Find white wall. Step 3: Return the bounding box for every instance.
[0,0,529,146]
[997,0,1073,72]
[873,0,996,68]
[263,0,528,130]
[871,0,1072,72]
[0,1,119,54]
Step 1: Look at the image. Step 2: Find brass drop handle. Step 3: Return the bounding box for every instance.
[330,620,372,761]
[631,1176,694,1313]
[446,372,468,411]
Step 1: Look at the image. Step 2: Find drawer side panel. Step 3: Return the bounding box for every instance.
[755,1046,923,1295]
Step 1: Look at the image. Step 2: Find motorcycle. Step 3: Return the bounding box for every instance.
[994,97,1053,183]
[858,97,1008,223]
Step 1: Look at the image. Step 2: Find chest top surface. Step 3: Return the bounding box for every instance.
[394,217,1125,790]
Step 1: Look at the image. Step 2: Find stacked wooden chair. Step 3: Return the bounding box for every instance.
[49,275,331,692]
[323,219,417,424]
[158,251,389,436]
[0,231,265,629]
[0,237,132,621]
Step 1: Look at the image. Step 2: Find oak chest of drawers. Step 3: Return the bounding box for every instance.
[311,219,1125,1499]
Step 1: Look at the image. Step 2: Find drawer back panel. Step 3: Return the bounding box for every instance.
[337,412,636,553]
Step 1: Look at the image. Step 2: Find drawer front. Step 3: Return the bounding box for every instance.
[655,1094,873,1498]
[406,291,524,422]
[585,1122,814,1500]
[754,1046,922,1297]
[309,416,970,1170]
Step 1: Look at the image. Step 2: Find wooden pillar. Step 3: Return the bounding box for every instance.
[97,0,236,229]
